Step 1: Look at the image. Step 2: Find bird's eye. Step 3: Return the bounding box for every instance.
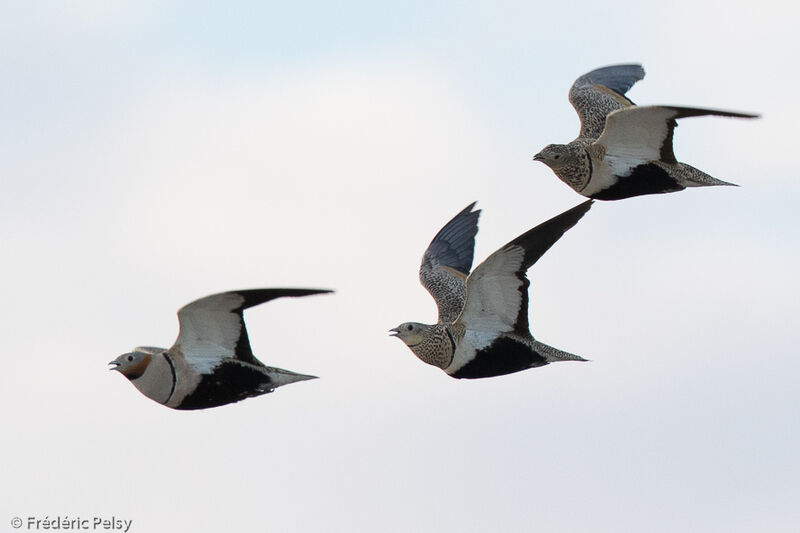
[554,154,560,160]
[127,355,134,362]
[406,324,414,331]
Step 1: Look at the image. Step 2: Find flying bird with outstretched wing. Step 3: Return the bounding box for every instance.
[110,288,331,409]
[533,63,758,200]
[391,201,591,379]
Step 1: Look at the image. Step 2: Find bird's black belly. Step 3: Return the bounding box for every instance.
[176,362,273,410]
[450,337,548,379]
[592,163,685,200]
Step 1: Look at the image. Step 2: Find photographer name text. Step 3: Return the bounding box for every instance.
[11,516,132,532]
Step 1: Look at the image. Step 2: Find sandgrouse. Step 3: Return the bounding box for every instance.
[391,201,591,378]
[533,63,758,200]
[110,288,331,409]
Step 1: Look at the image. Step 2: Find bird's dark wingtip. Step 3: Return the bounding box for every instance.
[459,201,480,214]
[295,288,335,297]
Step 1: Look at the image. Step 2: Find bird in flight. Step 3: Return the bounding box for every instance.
[391,201,591,378]
[110,288,331,409]
[533,63,758,200]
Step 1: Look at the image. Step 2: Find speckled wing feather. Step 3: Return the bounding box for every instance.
[569,64,645,141]
[419,202,481,323]
[596,105,760,166]
[174,289,332,368]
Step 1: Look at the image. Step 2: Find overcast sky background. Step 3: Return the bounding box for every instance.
[2,2,798,532]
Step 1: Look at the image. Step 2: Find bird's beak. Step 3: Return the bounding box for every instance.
[532,153,543,162]
[108,361,120,371]
[388,328,399,337]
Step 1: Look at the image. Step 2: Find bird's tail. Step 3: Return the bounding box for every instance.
[265,366,319,388]
[532,339,588,363]
[676,163,738,188]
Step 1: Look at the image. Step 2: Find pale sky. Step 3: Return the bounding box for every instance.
[2,2,798,532]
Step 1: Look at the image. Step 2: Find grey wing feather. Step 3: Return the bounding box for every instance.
[419,203,481,323]
[175,288,332,366]
[572,64,645,97]
[569,64,645,140]
[458,200,592,338]
[133,346,168,355]
[597,105,760,165]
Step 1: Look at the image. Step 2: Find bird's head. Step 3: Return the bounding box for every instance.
[109,351,153,380]
[533,144,575,169]
[389,322,428,347]
[533,143,588,190]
